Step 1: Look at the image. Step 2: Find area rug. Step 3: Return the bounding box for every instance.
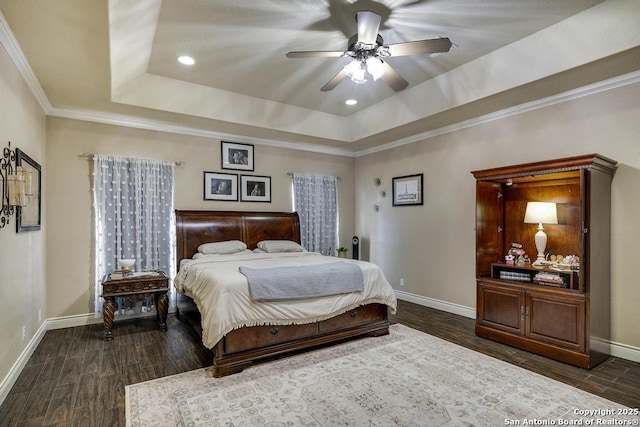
[126,325,635,426]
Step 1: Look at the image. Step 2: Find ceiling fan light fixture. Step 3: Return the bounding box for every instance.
[343,59,367,84]
[286,11,451,92]
[366,57,384,81]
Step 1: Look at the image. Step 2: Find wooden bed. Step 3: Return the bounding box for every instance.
[175,210,391,377]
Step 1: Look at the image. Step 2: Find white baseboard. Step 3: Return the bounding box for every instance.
[0,321,47,406]
[395,290,640,363]
[46,313,104,330]
[608,339,640,364]
[46,305,178,330]
[395,290,476,319]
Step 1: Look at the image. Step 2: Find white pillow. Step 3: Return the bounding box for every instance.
[256,240,305,253]
[198,240,247,254]
[193,249,253,259]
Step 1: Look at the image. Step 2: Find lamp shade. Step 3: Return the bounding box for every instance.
[524,202,558,225]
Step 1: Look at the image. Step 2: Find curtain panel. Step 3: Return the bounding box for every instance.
[292,173,338,255]
[92,155,175,315]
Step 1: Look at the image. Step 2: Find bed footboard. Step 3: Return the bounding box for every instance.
[176,295,390,377]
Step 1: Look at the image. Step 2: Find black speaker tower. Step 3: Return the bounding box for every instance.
[352,236,359,260]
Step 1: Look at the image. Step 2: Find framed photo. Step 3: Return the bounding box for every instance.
[16,148,42,232]
[392,173,423,207]
[240,175,271,202]
[221,141,254,171]
[204,172,238,201]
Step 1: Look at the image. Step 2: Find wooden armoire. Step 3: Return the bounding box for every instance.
[471,154,616,369]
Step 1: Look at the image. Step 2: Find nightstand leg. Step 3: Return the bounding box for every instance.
[156,292,168,331]
[103,296,115,340]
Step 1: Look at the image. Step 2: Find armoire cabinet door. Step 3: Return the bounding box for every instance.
[477,281,524,335]
[475,182,503,277]
[526,291,586,353]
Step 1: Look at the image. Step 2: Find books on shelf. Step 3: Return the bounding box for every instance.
[498,270,531,282]
[533,272,566,287]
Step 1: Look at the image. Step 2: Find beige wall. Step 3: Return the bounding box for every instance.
[355,81,640,348]
[45,117,355,317]
[0,45,47,384]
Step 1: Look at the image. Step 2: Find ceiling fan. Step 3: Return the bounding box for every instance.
[286,10,452,92]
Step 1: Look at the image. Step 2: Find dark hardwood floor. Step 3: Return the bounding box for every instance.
[1,299,638,426]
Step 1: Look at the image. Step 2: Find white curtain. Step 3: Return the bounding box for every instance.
[92,155,175,316]
[292,173,338,255]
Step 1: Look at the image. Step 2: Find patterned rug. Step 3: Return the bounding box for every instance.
[126,325,635,426]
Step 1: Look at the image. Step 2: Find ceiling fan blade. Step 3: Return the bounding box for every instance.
[380,61,409,91]
[286,50,345,58]
[356,11,381,45]
[386,38,452,56]
[320,68,348,92]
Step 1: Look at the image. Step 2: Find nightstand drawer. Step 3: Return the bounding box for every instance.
[102,279,168,295]
[101,272,169,297]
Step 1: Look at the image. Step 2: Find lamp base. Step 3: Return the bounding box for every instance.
[532,257,546,268]
[533,225,548,268]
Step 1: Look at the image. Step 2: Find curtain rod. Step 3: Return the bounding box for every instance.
[78,153,184,167]
[287,172,341,181]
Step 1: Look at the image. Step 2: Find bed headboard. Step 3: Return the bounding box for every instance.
[175,210,301,261]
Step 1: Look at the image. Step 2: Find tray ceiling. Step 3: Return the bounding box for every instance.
[1,0,639,152]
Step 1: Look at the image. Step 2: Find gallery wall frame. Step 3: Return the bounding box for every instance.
[240,175,271,202]
[16,148,41,232]
[204,171,238,201]
[392,173,423,207]
[221,141,254,171]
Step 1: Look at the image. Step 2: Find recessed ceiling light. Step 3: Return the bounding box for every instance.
[178,55,195,65]
[345,99,357,106]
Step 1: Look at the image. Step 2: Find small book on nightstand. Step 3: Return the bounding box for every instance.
[109,269,133,280]
[109,270,161,280]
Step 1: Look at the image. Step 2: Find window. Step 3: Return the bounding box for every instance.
[92,155,175,316]
[292,173,338,255]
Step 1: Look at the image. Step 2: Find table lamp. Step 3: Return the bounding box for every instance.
[524,202,558,267]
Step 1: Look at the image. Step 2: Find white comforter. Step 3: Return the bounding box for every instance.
[174,251,398,348]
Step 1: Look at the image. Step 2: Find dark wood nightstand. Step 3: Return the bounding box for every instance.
[100,271,169,340]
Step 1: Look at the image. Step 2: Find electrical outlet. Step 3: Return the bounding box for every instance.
[38,309,42,322]
[399,278,404,287]
[21,326,26,341]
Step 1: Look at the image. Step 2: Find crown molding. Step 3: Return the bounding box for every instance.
[48,70,640,159]
[1,13,354,158]
[354,69,640,157]
[48,107,356,158]
[0,12,52,114]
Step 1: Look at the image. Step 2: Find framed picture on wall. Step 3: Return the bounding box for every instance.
[16,148,42,232]
[392,173,423,207]
[204,171,238,201]
[221,141,254,171]
[240,175,271,202]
